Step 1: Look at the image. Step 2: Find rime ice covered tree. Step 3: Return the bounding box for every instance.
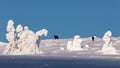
[36,29,48,52]
[67,41,73,50]
[3,20,17,54]
[101,31,117,54]
[18,26,38,55]
[3,20,48,55]
[72,35,83,50]
[67,35,83,51]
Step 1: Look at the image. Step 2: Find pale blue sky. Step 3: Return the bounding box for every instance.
[0,0,120,42]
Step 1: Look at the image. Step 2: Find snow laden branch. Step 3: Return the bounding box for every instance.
[3,20,48,55]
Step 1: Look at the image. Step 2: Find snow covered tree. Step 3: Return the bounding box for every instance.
[18,26,38,55]
[72,35,83,50]
[101,31,117,54]
[3,20,17,54]
[36,29,48,52]
[67,35,83,51]
[16,24,24,44]
[3,20,48,55]
[67,41,73,50]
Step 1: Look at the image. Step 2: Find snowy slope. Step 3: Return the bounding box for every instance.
[1,37,120,58]
[38,37,120,57]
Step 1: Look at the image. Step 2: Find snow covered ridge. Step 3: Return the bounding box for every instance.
[1,20,120,56]
[3,20,48,55]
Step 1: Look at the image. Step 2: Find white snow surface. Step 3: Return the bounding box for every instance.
[1,37,120,57]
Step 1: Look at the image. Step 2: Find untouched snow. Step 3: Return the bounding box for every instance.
[1,37,120,59]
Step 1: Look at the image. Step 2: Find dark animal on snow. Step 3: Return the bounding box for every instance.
[54,35,59,40]
[92,36,94,41]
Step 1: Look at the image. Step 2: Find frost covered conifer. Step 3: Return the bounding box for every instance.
[18,26,38,55]
[3,20,48,55]
[67,35,83,51]
[72,35,83,50]
[36,29,48,52]
[3,20,17,54]
[67,41,73,50]
[101,31,117,54]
